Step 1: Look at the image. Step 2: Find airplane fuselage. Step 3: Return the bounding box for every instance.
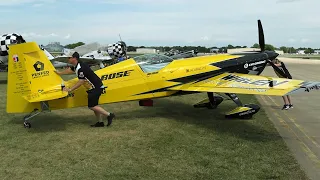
[45,51,278,110]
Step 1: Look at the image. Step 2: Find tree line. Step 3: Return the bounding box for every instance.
[64,42,319,54]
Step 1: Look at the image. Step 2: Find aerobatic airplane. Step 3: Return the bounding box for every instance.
[5,20,320,128]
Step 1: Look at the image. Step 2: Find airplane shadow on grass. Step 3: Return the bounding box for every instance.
[9,97,282,142]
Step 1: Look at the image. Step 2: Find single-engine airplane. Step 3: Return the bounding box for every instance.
[6,20,320,128]
[53,42,115,69]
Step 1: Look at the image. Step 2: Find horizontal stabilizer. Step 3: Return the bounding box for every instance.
[23,86,68,103]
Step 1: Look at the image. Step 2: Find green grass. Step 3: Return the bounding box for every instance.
[0,72,308,180]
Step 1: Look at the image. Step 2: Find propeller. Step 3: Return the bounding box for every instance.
[257,19,289,79]
[258,19,265,52]
[234,19,265,54]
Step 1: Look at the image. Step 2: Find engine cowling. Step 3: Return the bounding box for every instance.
[0,33,26,56]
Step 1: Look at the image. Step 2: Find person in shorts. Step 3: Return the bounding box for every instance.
[272,58,293,110]
[55,51,115,127]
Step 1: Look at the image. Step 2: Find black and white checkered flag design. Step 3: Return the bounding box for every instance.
[0,33,25,56]
[107,41,127,59]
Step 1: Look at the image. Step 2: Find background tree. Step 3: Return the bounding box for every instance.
[64,42,85,49]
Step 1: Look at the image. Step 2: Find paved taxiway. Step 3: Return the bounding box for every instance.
[256,58,320,180]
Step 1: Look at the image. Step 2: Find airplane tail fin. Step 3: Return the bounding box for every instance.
[7,42,67,113]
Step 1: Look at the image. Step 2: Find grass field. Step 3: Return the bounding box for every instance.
[0,72,309,180]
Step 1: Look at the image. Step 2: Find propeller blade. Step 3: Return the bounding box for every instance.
[258,19,265,52]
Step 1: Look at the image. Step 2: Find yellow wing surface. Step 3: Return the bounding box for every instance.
[167,73,320,96]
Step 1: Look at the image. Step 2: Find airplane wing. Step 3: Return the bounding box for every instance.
[23,86,68,103]
[167,73,320,96]
[52,55,112,66]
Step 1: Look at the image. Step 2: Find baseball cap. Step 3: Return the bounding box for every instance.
[65,50,79,59]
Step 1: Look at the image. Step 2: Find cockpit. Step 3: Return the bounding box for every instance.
[133,53,174,73]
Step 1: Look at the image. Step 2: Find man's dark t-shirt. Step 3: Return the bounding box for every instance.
[70,62,104,90]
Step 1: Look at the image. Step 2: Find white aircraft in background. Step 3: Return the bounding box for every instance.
[53,42,114,68]
[40,45,72,68]
[0,34,125,71]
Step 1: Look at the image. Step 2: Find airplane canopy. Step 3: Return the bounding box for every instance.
[133,53,174,73]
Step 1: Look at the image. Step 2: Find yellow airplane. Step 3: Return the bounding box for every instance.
[6,20,320,128]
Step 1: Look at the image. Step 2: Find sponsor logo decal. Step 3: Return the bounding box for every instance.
[13,54,19,62]
[31,61,49,79]
[101,70,133,81]
[239,109,256,116]
[222,74,288,87]
[79,72,84,78]
[244,60,266,69]
[186,66,206,73]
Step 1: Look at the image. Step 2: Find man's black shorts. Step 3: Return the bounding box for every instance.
[87,88,103,108]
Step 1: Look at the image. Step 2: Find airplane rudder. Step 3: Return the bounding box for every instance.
[6,42,36,113]
[11,42,63,92]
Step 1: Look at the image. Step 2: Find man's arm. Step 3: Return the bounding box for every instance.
[274,63,282,67]
[67,68,86,92]
[55,67,74,75]
[69,79,85,92]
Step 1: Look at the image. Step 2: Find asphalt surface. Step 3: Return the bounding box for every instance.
[256,60,320,180]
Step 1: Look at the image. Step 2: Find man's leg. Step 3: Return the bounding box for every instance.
[88,90,105,127]
[282,96,290,110]
[94,111,102,122]
[287,95,293,108]
[90,106,110,116]
[90,106,115,126]
[88,89,115,127]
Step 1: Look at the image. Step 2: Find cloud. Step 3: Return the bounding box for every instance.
[1,0,320,48]
[288,38,296,43]
[301,38,310,43]
[20,32,70,41]
[277,0,301,3]
[74,0,184,5]
[0,0,55,6]
[32,3,43,7]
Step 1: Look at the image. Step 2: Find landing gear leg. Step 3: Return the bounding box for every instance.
[225,93,260,119]
[193,92,224,109]
[207,92,223,109]
[22,101,50,128]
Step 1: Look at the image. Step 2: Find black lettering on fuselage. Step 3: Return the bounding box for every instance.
[31,70,49,79]
[101,70,133,81]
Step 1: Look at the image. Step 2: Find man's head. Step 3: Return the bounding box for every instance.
[66,51,80,65]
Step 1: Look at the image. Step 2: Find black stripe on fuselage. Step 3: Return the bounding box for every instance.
[211,53,268,69]
[211,53,269,75]
[166,53,267,84]
[133,84,183,95]
[132,53,269,96]
[167,69,225,84]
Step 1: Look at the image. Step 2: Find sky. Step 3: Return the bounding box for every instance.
[0,0,319,48]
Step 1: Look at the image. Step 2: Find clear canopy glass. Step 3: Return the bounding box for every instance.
[133,54,174,73]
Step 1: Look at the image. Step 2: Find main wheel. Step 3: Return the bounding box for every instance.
[24,122,31,128]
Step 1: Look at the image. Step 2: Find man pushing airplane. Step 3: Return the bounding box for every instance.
[55,51,115,127]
